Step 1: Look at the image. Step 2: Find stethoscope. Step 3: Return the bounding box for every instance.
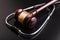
[5,0,60,38]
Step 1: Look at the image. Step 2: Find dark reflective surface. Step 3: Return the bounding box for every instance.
[0,0,60,40]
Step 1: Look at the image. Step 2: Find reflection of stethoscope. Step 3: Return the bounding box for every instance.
[5,0,60,38]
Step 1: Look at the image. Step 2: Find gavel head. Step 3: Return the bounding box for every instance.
[15,9,37,29]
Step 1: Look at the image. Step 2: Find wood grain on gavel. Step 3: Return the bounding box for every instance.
[15,0,57,29]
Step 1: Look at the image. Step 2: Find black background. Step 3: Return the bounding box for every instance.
[0,0,60,40]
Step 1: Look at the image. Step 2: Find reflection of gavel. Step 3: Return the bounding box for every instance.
[15,0,57,28]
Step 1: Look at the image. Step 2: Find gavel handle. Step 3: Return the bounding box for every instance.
[32,0,57,16]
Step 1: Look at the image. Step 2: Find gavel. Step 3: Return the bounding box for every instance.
[15,0,57,28]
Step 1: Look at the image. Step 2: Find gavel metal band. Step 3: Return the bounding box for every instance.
[18,10,30,24]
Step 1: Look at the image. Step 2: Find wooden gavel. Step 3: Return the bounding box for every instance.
[15,0,57,28]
